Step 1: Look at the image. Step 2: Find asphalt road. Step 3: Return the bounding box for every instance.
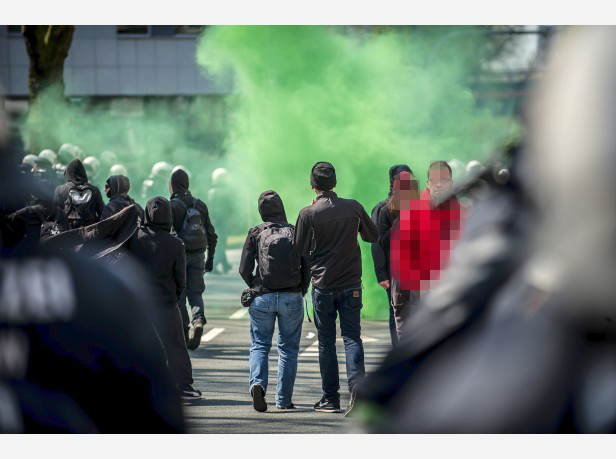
[182,249,393,434]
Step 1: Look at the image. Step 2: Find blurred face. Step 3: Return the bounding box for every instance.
[427,167,452,198]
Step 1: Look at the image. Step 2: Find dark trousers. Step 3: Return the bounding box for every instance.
[312,285,365,402]
[391,279,420,340]
[154,307,194,389]
[386,286,398,347]
[179,251,206,334]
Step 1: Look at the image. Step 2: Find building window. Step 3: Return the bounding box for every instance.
[175,25,205,35]
[116,26,150,36]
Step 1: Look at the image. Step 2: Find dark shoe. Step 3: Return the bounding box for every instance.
[187,320,204,350]
[276,403,296,410]
[344,393,356,417]
[251,385,267,412]
[180,384,202,401]
[314,397,341,413]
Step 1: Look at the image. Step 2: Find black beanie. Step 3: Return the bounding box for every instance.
[310,161,337,191]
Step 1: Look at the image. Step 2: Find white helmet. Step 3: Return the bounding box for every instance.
[109,163,128,177]
[100,150,118,166]
[466,160,483,175]
[211,167,227,186]
[39,149,57,165]
[22,154,38,167]
[150,161,173,179]
[83,156,101,175]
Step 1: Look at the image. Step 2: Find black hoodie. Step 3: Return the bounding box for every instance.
[239,190,311,295]
[127,197,186,308]
[169,169,217,256]
[54,159,105,227]
[101,175,145,222]
[370,164,413,283]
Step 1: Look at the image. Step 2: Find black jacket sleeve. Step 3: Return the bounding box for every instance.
[100,203,114,221]
[196,199,218,258]
[174,240,187,301]
[170,200,182,234]
[300,255,311,295]
[358,203,379,243]
[378,209,397,251]
[293,209,312,257]
[93,187,105,220]
[371,202,389,283]
[238,228,257,288]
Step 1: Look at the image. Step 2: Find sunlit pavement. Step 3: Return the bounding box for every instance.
[183,249,392,434]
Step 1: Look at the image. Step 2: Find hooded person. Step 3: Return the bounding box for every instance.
[370,164,413,347]
[6,177,70,250]
[125,196,202,401]
[169,168,218,349]
[101,175,145,222]
[54,158,105,229]
[238,190,311,412]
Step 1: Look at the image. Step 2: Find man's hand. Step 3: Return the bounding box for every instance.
[378,280,390,290]
[205,257,214,273]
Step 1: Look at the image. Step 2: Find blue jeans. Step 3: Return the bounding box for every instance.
[312,285,365,402]
[249,292,304,407]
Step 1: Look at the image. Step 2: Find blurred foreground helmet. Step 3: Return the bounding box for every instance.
[83,156,100,176]
[150,161,173,180]
[465,160,483,176]
[448,158,466,182]
[109,163,128,177]
[39,149,57,165]
[22,154,37,167]
[211,167,227,186]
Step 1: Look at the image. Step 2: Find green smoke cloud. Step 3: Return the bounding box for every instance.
[196,25,519,319]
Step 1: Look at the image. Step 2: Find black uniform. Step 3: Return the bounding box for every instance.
[54,159,105,229]
[101,175,145,222]
[126,196,193,391]
[170,169,217,332]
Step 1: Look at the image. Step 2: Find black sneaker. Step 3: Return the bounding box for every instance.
[314,397,341,413]
[180,384,202,401]
[251,385,267,412]
[276,403,296,410]
[187,320,205,350]
[344,393,356,417]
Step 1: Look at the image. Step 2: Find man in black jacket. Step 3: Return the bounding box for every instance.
[294,161,379,414]
[239,190,310,412]
[370,164,413,347]
[54,158,105,229]
[126,196,201,401]
[101,175,145,222]
[169,169,218,350]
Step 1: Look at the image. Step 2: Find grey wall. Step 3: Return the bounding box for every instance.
[0,25,231,98]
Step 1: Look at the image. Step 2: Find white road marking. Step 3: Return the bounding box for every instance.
[229,308,249,319]
[201,328,225,343]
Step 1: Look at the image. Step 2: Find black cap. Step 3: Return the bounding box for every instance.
[310,161,337,191]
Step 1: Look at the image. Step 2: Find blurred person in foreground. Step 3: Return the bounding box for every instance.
[353,27,616,433]
[0,114,185,433]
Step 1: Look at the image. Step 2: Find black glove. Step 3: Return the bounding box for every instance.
[205,256,214,273]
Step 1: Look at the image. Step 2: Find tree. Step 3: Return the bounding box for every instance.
[20,25,75,152]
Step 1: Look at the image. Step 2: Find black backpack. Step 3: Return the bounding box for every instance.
[178,198,208,252]
[257,223,302,290]
[64,184,97,229]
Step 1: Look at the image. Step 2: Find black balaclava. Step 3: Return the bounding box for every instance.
[170,169,189,195]
[64,159,88,185]
[310,161,336,191]
[258,190,287,224]
[144,196,172,232]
